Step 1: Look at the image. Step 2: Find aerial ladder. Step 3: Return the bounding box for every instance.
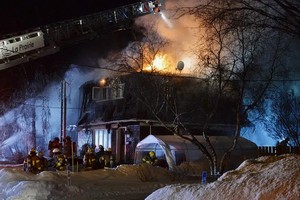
[0,1,161,71]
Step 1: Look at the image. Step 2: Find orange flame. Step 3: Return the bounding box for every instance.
[143,53,174,73]
[140,49,195,75]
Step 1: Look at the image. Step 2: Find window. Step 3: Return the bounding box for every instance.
[28,32,38,38]
[92,83,124,101]
[112,83,125,99]
[94,129,111,150]
[92,87,107,101]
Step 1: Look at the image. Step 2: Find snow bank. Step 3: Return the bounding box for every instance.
[146,154,300,200]
[0,168,82,200]
[0,164,180,200]
[2,155,299,200]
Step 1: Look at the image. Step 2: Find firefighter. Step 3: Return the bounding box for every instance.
[95,145,105,169]
[101,148,111,167]
[142,151,158,166]
[23,148,40,174]
[63,136,77,159]
[152,0,160,13]
[53,148,68,171]
[107,148,116,168]
[37,151,48,172]
[100,148,114,168]
[83,148,97,170]
[48,137,62,158]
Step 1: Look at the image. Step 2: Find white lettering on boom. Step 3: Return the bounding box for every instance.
[19,42,34,51]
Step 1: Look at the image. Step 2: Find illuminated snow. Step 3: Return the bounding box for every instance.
[0,154,299,200]
[146,154,300,200]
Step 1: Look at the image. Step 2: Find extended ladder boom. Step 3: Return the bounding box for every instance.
[0,1,161,70]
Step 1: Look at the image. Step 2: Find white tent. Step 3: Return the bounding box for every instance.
[134,135,258,171]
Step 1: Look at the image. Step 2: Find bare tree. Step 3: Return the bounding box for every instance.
[177,21,282,174]
[117,7,287,175]
[264,87,300,146]
[175,0,300,38]
[109,25,170,73]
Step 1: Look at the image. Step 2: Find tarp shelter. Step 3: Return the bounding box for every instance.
[134,135,258,171]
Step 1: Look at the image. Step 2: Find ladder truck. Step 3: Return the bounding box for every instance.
[0,1,161,71]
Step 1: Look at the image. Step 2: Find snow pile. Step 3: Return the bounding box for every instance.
[146,154,300,200]
[1,155,300,199]
[0,168,82,200]
[0,164,179,200]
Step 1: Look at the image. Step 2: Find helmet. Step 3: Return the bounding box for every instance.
[28,148,36,155]
[52,148,60,153]
[38,151,44,157]
[149,151,155,157]
[107,148,112,152]
[88,148,94,153]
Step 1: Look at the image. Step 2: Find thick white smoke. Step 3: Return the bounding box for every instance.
[0,65,109,157]
[134,0,202,73]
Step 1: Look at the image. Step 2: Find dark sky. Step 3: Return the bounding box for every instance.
[0,0,140,34]
[0,0,143,104]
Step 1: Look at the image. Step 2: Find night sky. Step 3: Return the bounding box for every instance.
[0,0,141,104]
[0,0,140,35]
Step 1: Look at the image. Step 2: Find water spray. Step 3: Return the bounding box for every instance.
[160,12,173,28]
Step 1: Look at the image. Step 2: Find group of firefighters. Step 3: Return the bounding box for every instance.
[83,145,116,170]
[23,135,161,174]
[23,136,119,174]
[23,136,76,173]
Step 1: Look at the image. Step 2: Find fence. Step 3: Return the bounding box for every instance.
[258,146,300,157]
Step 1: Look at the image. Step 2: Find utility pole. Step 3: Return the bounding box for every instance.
[60,80,67,143]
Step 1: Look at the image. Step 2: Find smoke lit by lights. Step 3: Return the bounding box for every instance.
[160,12,173,28]
[180,56,197,72]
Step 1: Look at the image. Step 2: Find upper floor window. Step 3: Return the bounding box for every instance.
[92,83,125,102]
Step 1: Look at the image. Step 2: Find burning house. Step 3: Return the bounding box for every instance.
[76,71,238,165]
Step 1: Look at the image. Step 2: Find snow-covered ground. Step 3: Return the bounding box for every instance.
[0,163,198,200]
[147,154,300,200]
[1,154,299,200]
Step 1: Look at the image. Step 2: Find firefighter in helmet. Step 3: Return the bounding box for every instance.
[107,148,115,168]
[142,151,158,166]
[83,148,97,170]
[48,137,62,158]
[37,151,48,172]
[53,148,68,171]
[63,136,77,160]
[100,148,115,168]
[23,148,41,174]
[95,145,105,169]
